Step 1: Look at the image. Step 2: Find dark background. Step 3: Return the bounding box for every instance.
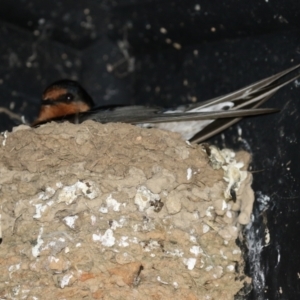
[0,1,300,299]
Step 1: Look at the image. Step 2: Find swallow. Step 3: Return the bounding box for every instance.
[33,64,300,143]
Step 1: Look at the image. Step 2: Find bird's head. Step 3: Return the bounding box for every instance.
[32,79,94,125]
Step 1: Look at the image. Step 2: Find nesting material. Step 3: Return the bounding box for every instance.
[0,121,254,299]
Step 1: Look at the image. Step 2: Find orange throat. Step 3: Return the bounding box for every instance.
[32,101,91,126]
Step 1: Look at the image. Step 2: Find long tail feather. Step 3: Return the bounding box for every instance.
[188,64,300,110]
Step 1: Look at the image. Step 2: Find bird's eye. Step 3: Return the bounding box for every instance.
[65,93,74,102]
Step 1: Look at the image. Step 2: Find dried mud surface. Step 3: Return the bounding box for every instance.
[0,121,253,300]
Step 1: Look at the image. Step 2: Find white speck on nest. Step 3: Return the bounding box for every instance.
[60,273,73,288]
[48,256,59,263]
[132,224,139,232]
[187,167,192,180]
[93,229,115,247]
[206,206,214,217]
[220,250,227,259]
[129,237,139,244]
[2,131,8,146]
[232,249,241,255]
[190,246,203,256]
[57,181,98,205]
[207,146,226,169]
[166,249,184,257]
[193,211,200,219]
[173,281,179,289]
[222,200,227,210]
[91,215,96,225]
[11,284,20,296]
[205,265,213,272]
[157,276,169,284]
[38,187,55,201]
[134,186,160,211]
[32,227,44,257]
[183,258,197,270]
[63,215,78,229]
[99,206,108,213]
[8,263,20,272]
[59,183,79,204]
[106,194,121,211]
[199,258,205,268]
[33,203,48,219]
[111,216,126,230]
[203,224,210,233]
[8,263,21,279]
[141,240,161,252]
[227,265,235,272]
[47,200,54,207]
[111,220,122,230]
[118,236,129,247]
[207,146,248,201]
[226,211,232,218]
[56,182,63,188]
[223,162,247,200]
[190,235,197,243]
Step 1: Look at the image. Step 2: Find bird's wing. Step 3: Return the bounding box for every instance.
[77,106,277,124]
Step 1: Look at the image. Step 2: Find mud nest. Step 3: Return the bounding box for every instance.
[0,121,254,299]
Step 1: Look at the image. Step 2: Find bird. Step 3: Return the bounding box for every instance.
[32,64,300,143]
